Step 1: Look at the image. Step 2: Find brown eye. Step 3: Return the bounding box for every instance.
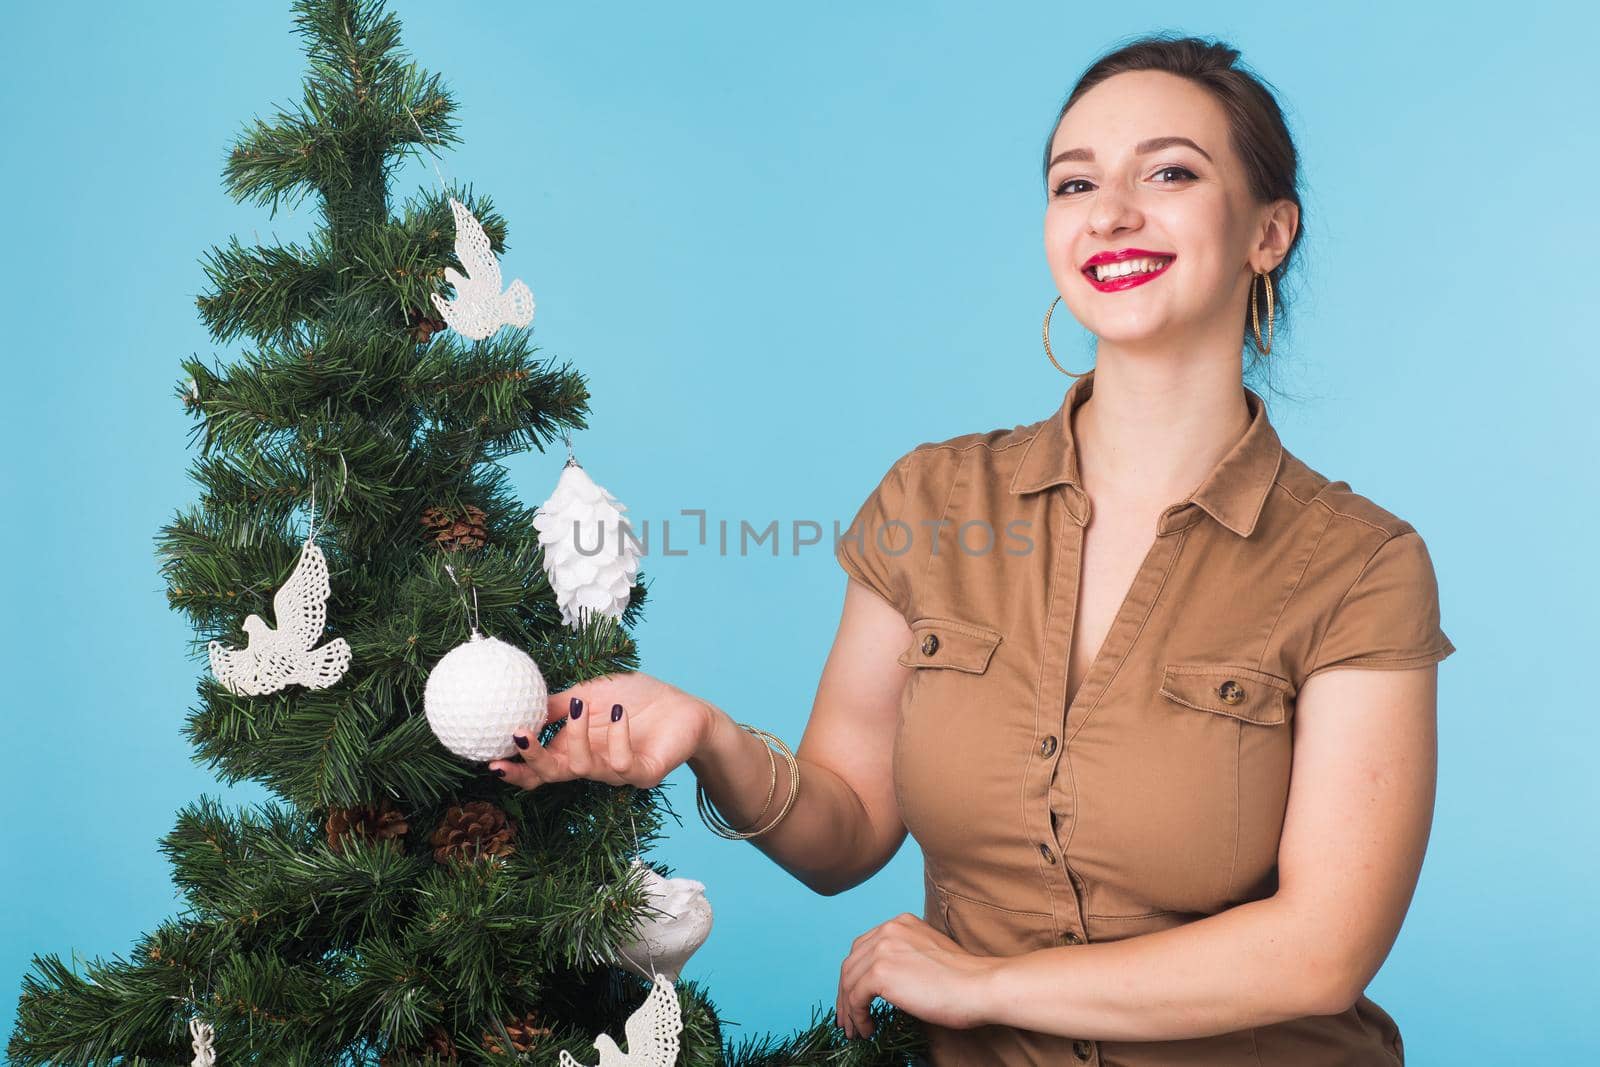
[1053,178,1092,197]
[1153,165,1197,183]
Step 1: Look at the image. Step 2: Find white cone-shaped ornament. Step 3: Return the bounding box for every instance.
[606,858,713,983]
[424,632,548,763]
[533,458,641,629]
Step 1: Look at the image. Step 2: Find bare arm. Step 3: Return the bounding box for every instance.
[972,663,1439,1038]
[688,577,914,896]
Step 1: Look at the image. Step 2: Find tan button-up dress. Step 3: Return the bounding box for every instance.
[835,370,1455,1066]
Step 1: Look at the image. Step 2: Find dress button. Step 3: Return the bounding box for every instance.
[1038,842,1056,864]
[1217,679,1246,704]
[1062,930,1083,944]
[1039,735,1058,758]
[1073,1038,1093,1060]
[921,633,940,656]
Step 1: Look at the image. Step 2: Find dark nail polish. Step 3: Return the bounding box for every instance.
[513,734,528,749]
[570,696,584,720]
[611,703,624,722]
[491,767,506,778]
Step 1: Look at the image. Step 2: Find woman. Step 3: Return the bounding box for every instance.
[488,34,1455,1066]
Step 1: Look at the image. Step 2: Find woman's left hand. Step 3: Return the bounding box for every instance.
[835,913,999,1039]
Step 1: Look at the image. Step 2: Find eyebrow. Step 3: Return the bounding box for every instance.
[1048,135,1213,169]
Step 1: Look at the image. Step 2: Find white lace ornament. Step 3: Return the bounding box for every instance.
[423,632,549,763]
[607,859,712,984]
[558,969,682,1067]
[208,539,352,696]
[188,1015,216,1067]
[532,459,641,629]
[430,196,535,341]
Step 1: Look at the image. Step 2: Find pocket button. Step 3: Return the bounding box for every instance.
[921,633,940,656]
[1217,679,1246,705]
[1073,1038,1093,1060]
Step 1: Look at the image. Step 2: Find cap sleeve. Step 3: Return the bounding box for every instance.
[1306,530,1457,677]
[835,452,918,617]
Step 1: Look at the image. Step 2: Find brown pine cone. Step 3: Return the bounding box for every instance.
[380,1024,458,1064]
[420,504,488,552]
[327,798,410,855]
[482,1009,553,1056]
[405,306,449,343]
[429,800,516,864]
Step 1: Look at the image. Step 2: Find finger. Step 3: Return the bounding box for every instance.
[486,753,542,790]
[846,960,878,1041]
[606,701,637,782]
[545,687,584,724]
[836,956,852,1040]
[838,927,887,1040]
[585,700,627,785]
[838,949,864,1040]
[565,696,599,780]
[509,724,567,786]
[837,939,869,1040]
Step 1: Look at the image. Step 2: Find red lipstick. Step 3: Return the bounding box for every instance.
[1080,248,1176,292]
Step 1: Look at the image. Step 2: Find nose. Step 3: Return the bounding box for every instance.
[1087,185,1143,240]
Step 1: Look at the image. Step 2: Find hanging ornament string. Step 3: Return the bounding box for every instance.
[164,941,220,1066]
[301,448,349,546]
[441,562,483,638]
[627,807,661,980]
[402,103,454,198]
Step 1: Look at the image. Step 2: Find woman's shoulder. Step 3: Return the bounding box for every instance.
[1274,446,1422,544]
[885,415,1052,485]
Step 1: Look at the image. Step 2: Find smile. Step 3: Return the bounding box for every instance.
[1081,252,1175,292]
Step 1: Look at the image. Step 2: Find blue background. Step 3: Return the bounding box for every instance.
[2,2,1592,1062]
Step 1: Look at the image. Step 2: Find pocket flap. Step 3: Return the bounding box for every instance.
[1159,664,1292,725]
[897,616,1003,674]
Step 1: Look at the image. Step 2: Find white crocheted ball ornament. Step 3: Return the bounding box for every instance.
[423,633,549,763]
[608,858,713,984]
[532,459,641,629]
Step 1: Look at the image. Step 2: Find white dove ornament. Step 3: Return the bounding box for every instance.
[208,539,352,696]
[430,196,536,340]
[558,970,682,1067]
[188,1015,217,1067]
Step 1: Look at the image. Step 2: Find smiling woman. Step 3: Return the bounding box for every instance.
[817,32,1451,1067]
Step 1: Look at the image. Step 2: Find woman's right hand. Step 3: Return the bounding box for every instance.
[485,670,721,791]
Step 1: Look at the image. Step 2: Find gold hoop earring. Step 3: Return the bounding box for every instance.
[1250,270,1275,355]
[1043,296,1091,377]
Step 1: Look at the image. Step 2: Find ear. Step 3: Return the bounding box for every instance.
[1253,198,1300,271]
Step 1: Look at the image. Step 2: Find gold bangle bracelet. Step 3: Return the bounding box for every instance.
[696,724,801,840]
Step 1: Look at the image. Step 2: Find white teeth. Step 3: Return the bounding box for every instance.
[1091,256,1171,281]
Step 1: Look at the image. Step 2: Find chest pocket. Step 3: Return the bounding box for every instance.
[896,616,1003,672]
[890,616,1007,862]
[1158,663,1292,724]
[1152,662,1296,907]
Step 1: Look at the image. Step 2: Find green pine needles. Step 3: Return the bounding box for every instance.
[6,1,927,1064]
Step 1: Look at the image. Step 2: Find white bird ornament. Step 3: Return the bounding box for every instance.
[208,539,352,696]
[430,196,536,340]
[188,1015,216,1067]
[558,970,682,1067]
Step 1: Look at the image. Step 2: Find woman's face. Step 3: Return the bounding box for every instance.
[1043,70,1293,352]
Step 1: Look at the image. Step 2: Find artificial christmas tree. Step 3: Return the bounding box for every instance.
[6,2,928,1064]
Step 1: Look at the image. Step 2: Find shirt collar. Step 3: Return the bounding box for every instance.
[1008,368,1284,538]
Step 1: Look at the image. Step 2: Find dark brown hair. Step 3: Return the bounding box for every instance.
[1043,33,1305,374]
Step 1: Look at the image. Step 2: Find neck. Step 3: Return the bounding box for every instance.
[1073,355,1253,509]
